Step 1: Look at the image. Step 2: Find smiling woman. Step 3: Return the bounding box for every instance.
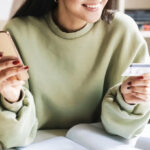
[12,0,116,32]
[13,0,115,24]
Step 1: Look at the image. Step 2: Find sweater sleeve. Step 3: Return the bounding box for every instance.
[0,21,38,149]
[0,87,38,149]
[101,41,150,139]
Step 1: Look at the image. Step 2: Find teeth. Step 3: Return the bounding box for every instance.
[86,4,100,8]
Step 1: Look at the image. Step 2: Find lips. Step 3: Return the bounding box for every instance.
[82,3,101,12]
[82,3,100,8]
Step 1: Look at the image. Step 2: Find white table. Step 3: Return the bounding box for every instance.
[3,124,150,150]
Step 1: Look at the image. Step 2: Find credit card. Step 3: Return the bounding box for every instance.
[122,63,150,76]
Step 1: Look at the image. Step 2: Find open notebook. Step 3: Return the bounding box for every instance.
[17,123,144,150]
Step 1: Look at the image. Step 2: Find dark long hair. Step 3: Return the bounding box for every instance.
[13,0,116,23]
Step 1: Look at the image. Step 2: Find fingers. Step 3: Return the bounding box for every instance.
[0,85,22,102]
[124,76,150,90]
[0,65,29,83]
[0,79,25,91]
[131,73,150,81]
[142,73,150,80]
[131,86,150,94]
[0,52,28,102]
[0,51,20,70]
[0,56,18,63]
[0,52,3,58]
[132,92,150,101]
[131,78,150,86]
[123,93,146,104]
[121,75,150,104]
[0,59,21,70]
[0,52,29,81]
[7,78,25,86]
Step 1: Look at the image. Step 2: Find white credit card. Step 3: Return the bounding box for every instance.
[122,63,150,76]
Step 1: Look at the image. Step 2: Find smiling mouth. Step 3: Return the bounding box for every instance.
[82,4,100,9]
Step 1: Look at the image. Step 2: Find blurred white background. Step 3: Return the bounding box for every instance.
[0,0,13,20]
[0,0,25,29]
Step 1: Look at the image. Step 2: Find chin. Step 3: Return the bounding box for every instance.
[87,18,100,23]
[85,15,101,23]
[81,11,102,23]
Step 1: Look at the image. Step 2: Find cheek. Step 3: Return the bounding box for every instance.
[65,0,82,11]
[103,0,109,4]
[66,1,84,17]
[67,0,81,6]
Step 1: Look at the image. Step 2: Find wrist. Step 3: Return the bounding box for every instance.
[117,85,137,113]
[120,86,136,105]
[1,89,24,112]
[120,86,126,101]
[5,89,23,103]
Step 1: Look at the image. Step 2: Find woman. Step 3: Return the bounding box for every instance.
[0,0,150,148]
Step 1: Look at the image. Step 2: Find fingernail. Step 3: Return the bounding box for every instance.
[13,60,20,65]
[23,66,29,70]
[127,82,132,85]
[0,52,3,57]
[127,87,131,89]
[138,76,144,79]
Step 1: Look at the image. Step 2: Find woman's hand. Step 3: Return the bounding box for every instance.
[0,53,29,103]
[121,73,150,104]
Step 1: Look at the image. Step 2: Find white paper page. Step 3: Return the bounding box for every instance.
[66,123,141,150]
[135,124,150,150]
[17,136,88,150]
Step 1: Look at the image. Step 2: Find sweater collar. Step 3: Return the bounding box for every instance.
[45,12,94,39]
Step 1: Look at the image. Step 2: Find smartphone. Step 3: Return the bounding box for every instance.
[0,31,29,80]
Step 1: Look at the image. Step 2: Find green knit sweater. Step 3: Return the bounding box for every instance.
[1,11,150,148]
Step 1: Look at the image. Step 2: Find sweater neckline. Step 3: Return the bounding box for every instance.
[45,12,94,39]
